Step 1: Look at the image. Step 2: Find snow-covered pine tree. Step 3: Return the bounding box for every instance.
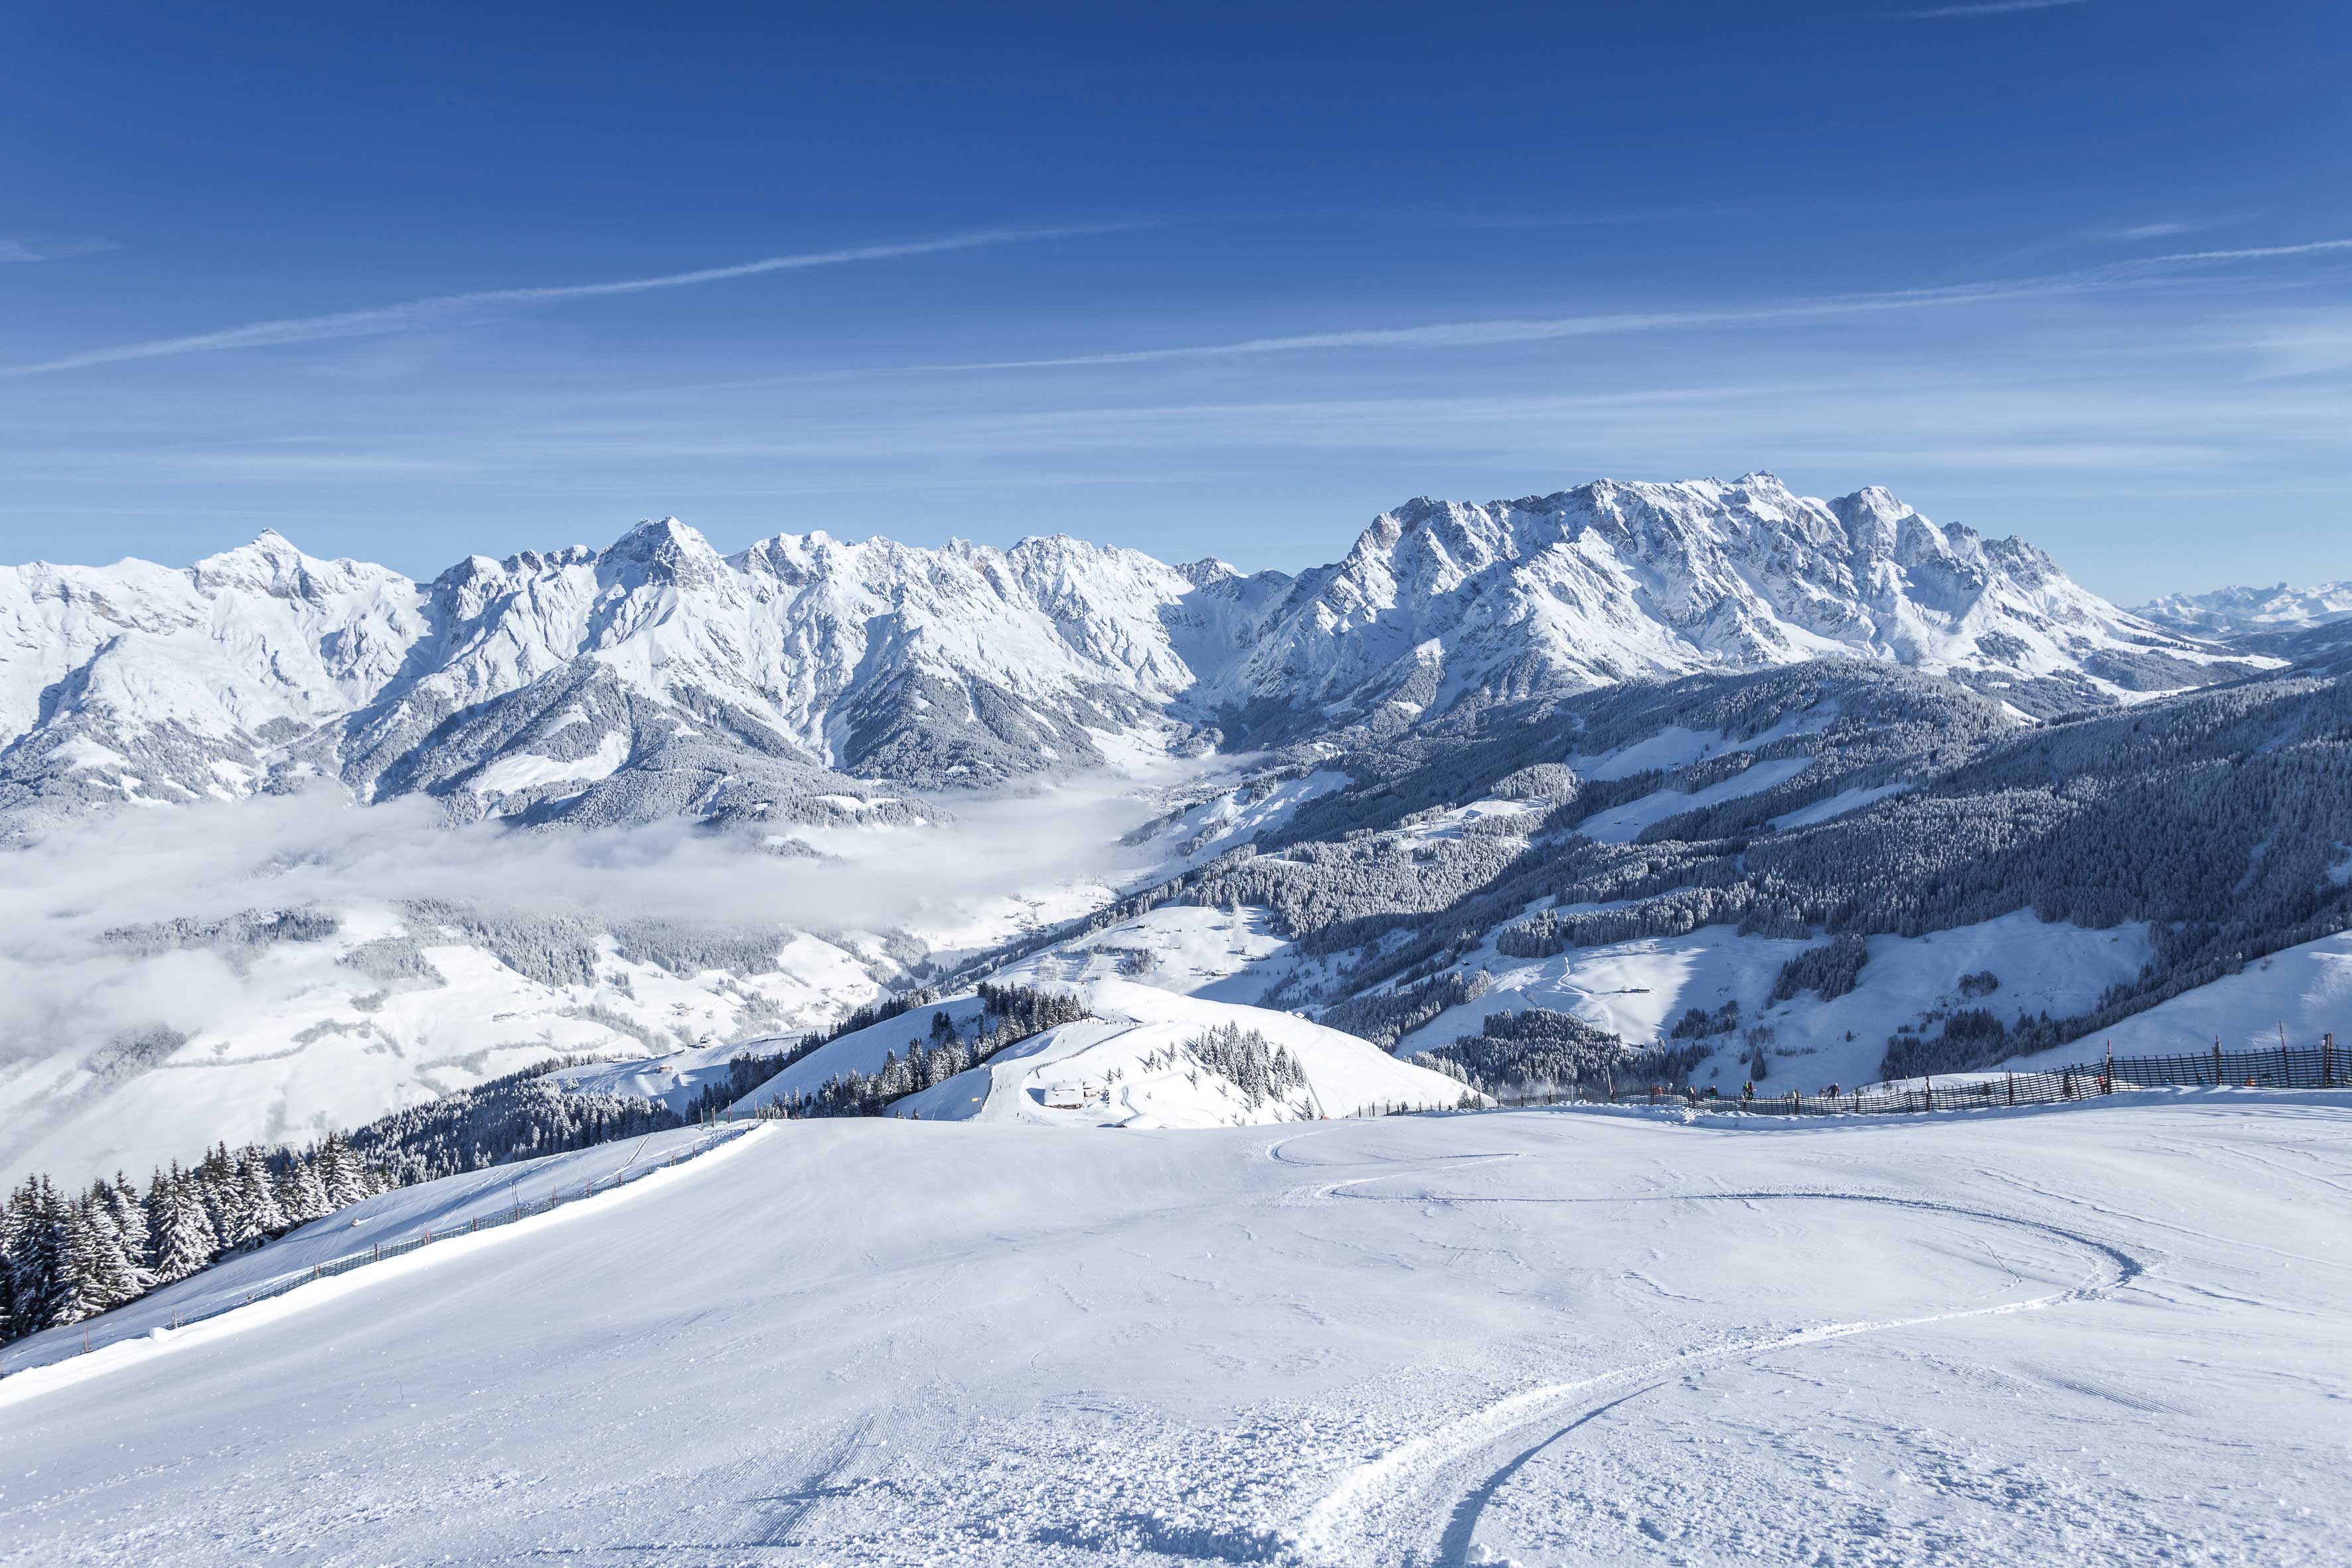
[316,1132,372,1209]
[87,1178,153,1304]
[3,1179,65,1336]
[275,1151,333,1225]
[195,1143,238,1239]
[213,1159,261,1251]
[149,1165,219,1285]
[49,1200,118,1328]
[101,1174,153,1290]
[0,1182,40,1338]
[234,1148,287,1243]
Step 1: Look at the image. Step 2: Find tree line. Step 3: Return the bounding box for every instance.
[781,983,1090,1118]
[1,1054,683,1348]
[2,1134,384,1344]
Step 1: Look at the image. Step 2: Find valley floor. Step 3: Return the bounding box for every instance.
[3,1096,2347,1566]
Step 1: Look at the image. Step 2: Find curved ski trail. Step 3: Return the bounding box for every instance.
[1285,1162,2146,1568]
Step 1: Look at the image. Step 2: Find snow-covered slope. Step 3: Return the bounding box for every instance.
[1389,911,2154,1095]
[0,477,2251,836]
[729,979,1466,1127]
[2136,579,2352,638]
[0,1121,736,1377]
[897,980,1468,1125]
[1999,925,2352,1069]
[5,1099,2346,1564]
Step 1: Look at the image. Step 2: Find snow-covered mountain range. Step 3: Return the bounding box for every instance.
[2135,579,2352,638]
[0,473,2247,836]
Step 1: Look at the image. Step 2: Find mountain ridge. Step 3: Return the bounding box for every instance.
[2135,579,2352,638]
[0,475,2258,836]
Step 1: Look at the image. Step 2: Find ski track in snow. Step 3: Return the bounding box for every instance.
[7,1102,2346,1567]
[1278,1135,2146,1568]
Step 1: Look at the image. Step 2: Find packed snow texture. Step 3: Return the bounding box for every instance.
[0,1123,736,1377]
[3,1097,2345,1565]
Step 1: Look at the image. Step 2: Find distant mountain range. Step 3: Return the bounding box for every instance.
[2134,580,2352,637]
[0,473,2262,836]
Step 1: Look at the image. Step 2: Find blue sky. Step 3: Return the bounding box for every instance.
[3,0,2346,600]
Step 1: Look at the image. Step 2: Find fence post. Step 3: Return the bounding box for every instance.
[2103,1040,2112,1095]
[2214,1037,2224,1087]
[2327,1032,2337,1087]
[2006,1071,2014,1107]
[2281,1022,2291,1087]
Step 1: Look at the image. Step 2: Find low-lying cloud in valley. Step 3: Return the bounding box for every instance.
[0,775,1169,1071]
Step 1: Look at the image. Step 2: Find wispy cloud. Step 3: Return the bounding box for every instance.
[0,236,117,265]
[0,225,1119,378]
[2126,236,2352,267]
[2086,220,2206,242]
[1425,202,1754,231]
[1899,0,2090,17]
[862,236,2352,375]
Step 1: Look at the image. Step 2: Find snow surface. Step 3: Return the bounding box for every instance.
[1394,911,2153,1093]
[467,730,631,796]
[1576,755,1815,844]
[1768,779,1912,830]
[2001,925,2352,1067]
[1568,709,1837,784]
[0,1123,736,1379]
[5,1097,2346,1564]
[891,980,1466,1127]
[988,903,1296,1004]
[733,980,1466,1128]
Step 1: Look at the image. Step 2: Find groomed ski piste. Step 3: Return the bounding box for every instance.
[4,1087,2347,1565]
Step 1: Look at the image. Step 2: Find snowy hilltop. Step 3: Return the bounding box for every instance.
[0,474,2250,836]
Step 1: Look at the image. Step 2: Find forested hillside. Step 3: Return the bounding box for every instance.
[1093,661,2352,1081]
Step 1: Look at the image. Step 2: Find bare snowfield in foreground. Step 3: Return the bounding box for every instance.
[3,1096,2347,1566]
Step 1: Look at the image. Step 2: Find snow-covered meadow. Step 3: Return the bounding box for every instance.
[4,1094,2345,1565]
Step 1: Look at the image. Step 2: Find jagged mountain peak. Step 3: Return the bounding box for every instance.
[0,477,2273,836]
[597,516,723,587]
[189,528,406,597]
